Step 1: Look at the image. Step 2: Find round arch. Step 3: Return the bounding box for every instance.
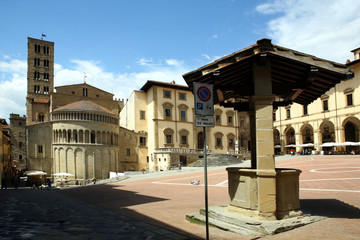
[300,124,314,144]
[319,120,335,144]
[342,117,360,142]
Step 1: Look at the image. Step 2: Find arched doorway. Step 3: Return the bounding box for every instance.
[345,121,358,142]
[301,125,314,144]
[285,127,295,154]
[343,117,360,154]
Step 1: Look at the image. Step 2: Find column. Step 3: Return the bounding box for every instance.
[252,59,276,217]
[249,95,277,218]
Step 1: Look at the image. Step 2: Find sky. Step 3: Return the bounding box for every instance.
[1,0,360,120]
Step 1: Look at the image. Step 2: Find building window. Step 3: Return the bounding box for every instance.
[34,85,40,93]
[140,136,146,146]
[229,138,234,147]
[44,86,49,94]
[34,44,41,53]
[216,138,222,147]
[44,73,49,81]
[181,135,187,145]
[346,94,353,106]
[140,110,146,120]
[180,110,186,122]
[83,88,88,97]
[38,114,44,122]
[323,100,328,111]
[34,71,40,80]
[273,112,276,121]
[126,148,130,156]
[19,142,23,148]
[179,92,186,100]
[166,134,172,144]
[165,108,171,119]
[215,115,221,124]
[44,60,50,68]
[228,116,233,124]
[38,145,43,153]
[19,155,22,160]
[303,105,308,115]
[43,46,49,55]
[286,109,291,119]
[163,90,171,98]
[34,58,40,67]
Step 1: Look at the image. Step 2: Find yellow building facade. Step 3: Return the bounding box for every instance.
[273,49,360,154]
[120,80,242,171]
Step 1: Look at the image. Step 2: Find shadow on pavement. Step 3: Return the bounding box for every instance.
[301,199,360,218]
[62,184,201,239]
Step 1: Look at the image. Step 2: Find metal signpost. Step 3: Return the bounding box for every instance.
[194,82,214,240]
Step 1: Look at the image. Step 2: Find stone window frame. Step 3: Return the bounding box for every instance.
[226,110,235,126]
[178,104,189,122]
[164,128,174,147]
[163,90,172,99]
[303,105,308,116]
[140,110,146,120]
[214,132,224,149]
[227,133,235,149]
[321,94,329,112]
[178,92,187,101]
[178,129,189,147]
[163,102,174,120]
[344,88,354,107]
[285,105,291,119]
[214,108,223,126]
[139,136,146,147]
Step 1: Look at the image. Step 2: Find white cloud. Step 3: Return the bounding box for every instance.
[0,57,190,119]
[256,0,360,63]
[0,59,27,119]
[54,58,190,102]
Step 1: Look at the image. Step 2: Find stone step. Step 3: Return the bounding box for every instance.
[186,206,324,237]
[188,154,243,167]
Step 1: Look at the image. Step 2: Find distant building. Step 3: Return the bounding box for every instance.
[25,37,124,181]
[273,48,360,154]
[9,114,27,170]
[120,80,247,171]
[1,119,12,186]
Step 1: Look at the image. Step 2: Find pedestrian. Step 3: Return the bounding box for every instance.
[14,175,19,189]
[47,179,52,189]
[1,170,7,189]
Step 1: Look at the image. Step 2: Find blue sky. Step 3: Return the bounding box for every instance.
[1,0,360,120]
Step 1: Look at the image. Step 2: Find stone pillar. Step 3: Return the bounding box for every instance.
[314,130,321,150]
[249,95,277,218]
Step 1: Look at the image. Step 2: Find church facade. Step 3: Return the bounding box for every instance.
[26,37,124,180]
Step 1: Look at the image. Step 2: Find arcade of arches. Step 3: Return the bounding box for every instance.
[274,117,360,153]
[53,147,119,180]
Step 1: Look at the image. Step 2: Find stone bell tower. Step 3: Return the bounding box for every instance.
[26,37,54,125]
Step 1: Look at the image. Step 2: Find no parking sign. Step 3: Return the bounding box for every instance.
[194,82,214,116]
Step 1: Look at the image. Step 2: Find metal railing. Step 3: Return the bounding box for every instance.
[154,148,212,154]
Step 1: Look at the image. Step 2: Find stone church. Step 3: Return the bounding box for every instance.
[26,37,124,180]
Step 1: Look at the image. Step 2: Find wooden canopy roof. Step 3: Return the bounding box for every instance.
[183,39,354,106]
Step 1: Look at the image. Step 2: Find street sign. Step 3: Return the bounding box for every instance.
[194,82,214,116]
[195,115,215,127]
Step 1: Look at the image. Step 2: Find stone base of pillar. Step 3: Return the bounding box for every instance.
[226,167,302,220]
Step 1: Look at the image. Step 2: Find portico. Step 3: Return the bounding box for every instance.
[183,39,353,220]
